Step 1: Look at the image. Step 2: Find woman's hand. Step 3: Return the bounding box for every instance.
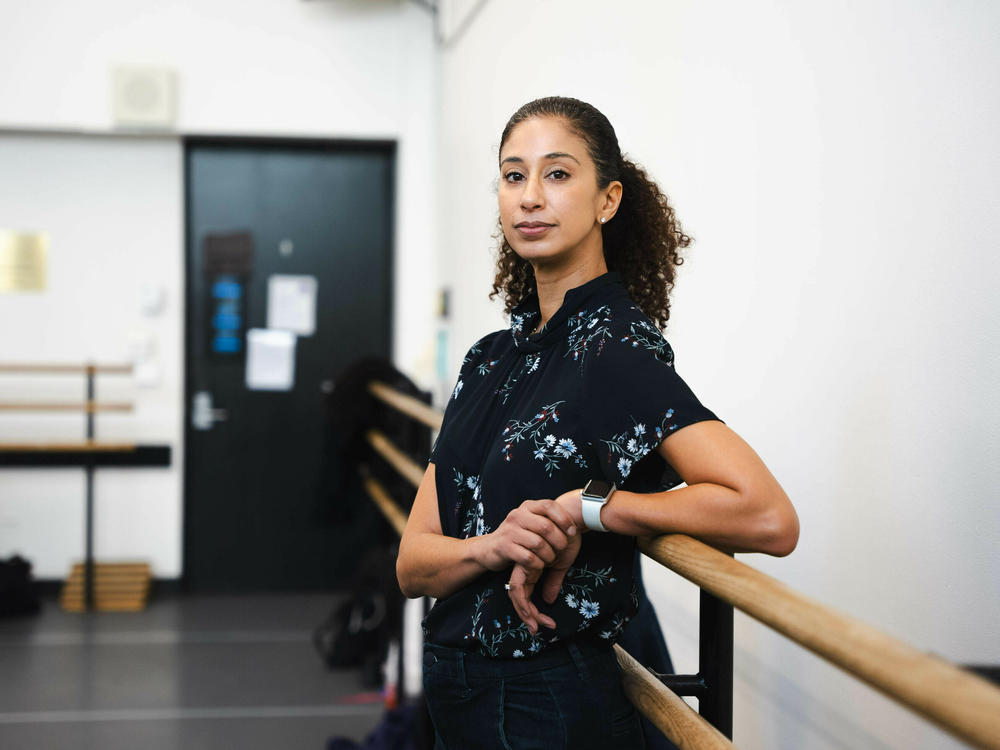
[507,489,587,633]
[477,499,578,574]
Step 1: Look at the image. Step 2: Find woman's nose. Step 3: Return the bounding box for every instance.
[520,176,544,209]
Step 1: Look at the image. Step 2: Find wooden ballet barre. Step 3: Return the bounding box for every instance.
[615,644,735,750]
[367,380,443,431]
[364,428,425,488]
[0,442,138,452]
[639,534,1000,750]
[360,470,409,537]
[0,402,133,412]
[0,363,133,374]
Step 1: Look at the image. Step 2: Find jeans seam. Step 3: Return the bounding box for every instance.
[498,679,512,750]
[540,667,568,747]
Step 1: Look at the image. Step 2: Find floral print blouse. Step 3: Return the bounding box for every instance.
[424,271,719,658]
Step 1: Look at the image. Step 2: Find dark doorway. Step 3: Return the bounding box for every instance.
[183,137,394,591]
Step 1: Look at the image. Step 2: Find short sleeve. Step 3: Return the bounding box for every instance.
[428,331,499,465]
[582,318,720,490]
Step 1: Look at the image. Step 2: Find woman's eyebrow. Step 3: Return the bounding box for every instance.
[500,152,581,166]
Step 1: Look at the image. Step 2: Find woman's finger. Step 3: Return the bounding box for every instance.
[506,567,538,631]
[510,530,557,566]
[533,499,578,536]
[518,512,570,551]
[507,566,557,633]
[519,499,577,537]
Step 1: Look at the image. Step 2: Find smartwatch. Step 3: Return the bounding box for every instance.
[581,479,616,532]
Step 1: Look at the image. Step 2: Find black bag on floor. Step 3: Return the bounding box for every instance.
[313,545,402,686]
[0,555,41,616]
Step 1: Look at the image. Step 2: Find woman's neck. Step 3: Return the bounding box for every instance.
[532,257,608,333]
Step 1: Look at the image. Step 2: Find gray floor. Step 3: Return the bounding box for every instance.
[0,592,386,750]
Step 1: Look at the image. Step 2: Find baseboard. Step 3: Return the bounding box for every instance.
[35,577,183,598]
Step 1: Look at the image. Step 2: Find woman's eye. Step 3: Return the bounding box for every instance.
[503,171,524,182]
[548,169,569,180]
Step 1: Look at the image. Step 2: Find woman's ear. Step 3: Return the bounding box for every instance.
[602,180,623,220]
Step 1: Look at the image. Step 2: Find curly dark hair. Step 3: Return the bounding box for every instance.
[488,96,692,331]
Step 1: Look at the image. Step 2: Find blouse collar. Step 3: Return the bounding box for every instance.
[509,270,625,352]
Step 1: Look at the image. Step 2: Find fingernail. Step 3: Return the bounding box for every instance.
[567,526,576,536]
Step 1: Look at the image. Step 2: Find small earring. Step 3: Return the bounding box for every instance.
[600,217,606,224]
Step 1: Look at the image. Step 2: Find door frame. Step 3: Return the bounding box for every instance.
[180,134,397,590]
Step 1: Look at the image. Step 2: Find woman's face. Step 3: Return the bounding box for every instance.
[498,116,618,268]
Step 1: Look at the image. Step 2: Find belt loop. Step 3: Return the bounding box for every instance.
[567,642,590,681]
[457,650,471,697]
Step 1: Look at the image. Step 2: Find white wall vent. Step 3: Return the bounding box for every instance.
[111,65,177,129]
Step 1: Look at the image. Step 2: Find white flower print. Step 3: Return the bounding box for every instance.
[452,379,463,400]
[579,600,600,619]
[476,358,499,376]
[510,310,539,337]
[619,318,674,364]
[565,305,614,371]
[512,649,524,658]
[500,401,586,474]
[555,438,576,458]
[564,593,578,609]
[496,353,542,404]
[602,412,680,482]
[454,470,490,538]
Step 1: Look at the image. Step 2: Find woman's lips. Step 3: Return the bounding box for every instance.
[515,223,554,237]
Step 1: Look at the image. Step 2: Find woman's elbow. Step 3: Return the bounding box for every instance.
[746,486,799,557]
[759,499,799,557]
[395,549,420,599]
[762,509,799,556]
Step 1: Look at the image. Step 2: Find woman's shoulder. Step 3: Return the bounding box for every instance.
[455,329,511,381]
[461,328,508,364]
[598,297,675,366]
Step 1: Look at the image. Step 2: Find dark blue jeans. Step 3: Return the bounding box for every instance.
[422,640,645,750]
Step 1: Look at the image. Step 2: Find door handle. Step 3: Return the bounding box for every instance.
[192,390,228,431]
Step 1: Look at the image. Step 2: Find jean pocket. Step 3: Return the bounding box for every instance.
[608,700,644,746]
[500,675,566,750]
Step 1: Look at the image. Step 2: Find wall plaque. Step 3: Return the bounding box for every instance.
[0,230,48,292]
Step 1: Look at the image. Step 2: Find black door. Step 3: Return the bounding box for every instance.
[183,138,394,591]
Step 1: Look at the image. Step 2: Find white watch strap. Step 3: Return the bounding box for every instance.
[581,489,612,532]
[581,495,607,531]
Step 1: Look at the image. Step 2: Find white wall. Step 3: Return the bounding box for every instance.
[436,1,999,748]
[0,0,438,578]
[0,134,184,577]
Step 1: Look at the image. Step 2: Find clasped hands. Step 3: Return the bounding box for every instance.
[479,489,586,635]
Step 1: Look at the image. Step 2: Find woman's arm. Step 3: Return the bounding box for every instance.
[507,420,799,630]
[396,462,578,600]
[563,420,799,555]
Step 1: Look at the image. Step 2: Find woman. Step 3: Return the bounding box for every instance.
[397,96,799,749]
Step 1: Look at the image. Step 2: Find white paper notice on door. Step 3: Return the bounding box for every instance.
[245,328,296,391]
[267,274,317,336]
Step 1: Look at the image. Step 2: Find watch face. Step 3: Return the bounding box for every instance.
[584,479,614,499]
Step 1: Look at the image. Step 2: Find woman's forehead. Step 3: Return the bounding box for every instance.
[500,117,589,163]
